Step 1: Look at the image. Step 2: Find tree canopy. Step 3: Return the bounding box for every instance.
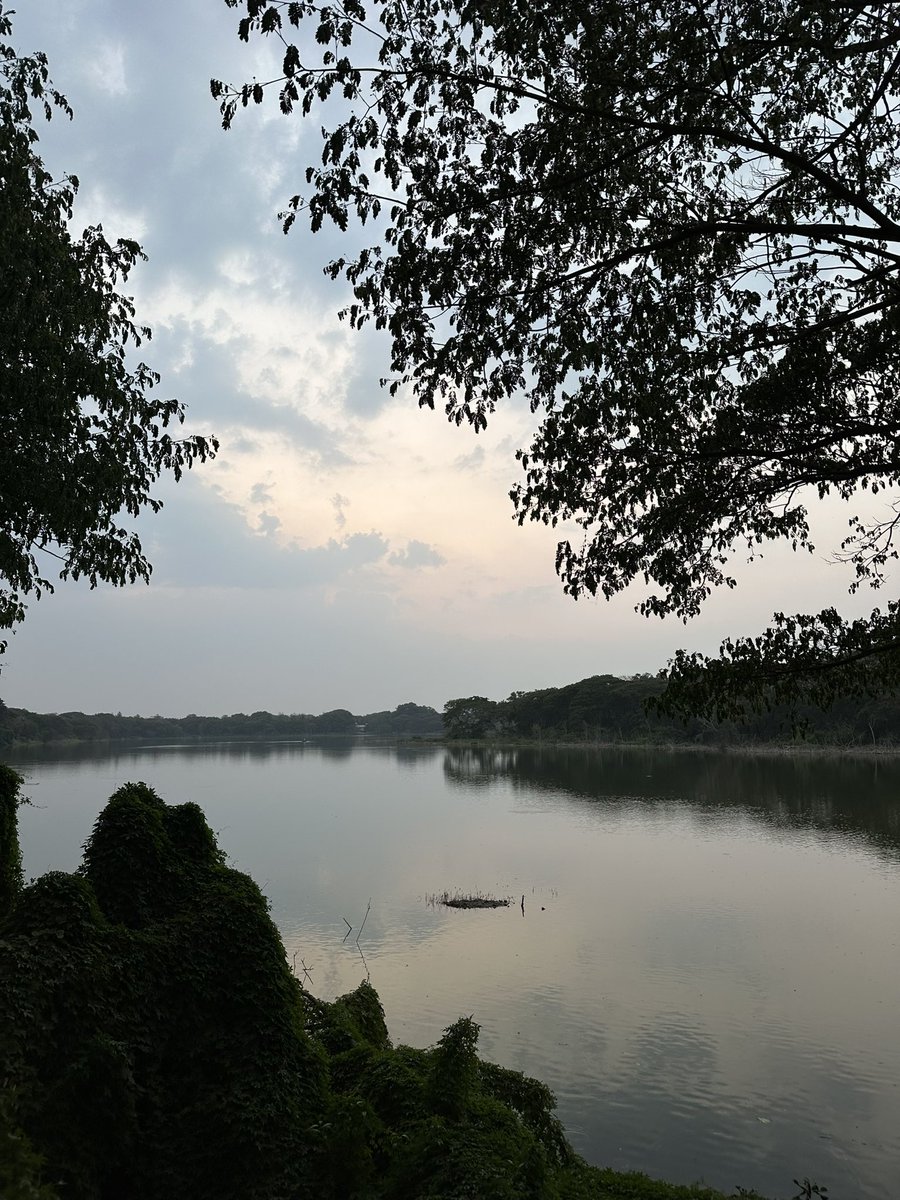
[0,9,216,655]
[216,0,900,717]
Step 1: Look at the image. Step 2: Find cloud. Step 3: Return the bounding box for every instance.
[84,41,128,97]
[229,435,260,455]
[139,476,388,588]
[249,482,273,505]
[256,511,281,536]
[332,493,350,529]
[388,540,446,570]
[339,324,395,418]
[146,323,354,467]
[454,445,486,471]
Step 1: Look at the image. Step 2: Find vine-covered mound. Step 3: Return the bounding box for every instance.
[0,778,762,1200]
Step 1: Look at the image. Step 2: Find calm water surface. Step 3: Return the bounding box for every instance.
[9,741,900,1200]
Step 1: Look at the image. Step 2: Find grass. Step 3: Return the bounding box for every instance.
[427,889,511,909]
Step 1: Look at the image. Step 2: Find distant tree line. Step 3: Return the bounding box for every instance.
[10,678,900,751]
[0,700,442,749]
[442,675,900,748]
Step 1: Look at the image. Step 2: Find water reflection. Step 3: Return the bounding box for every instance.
[4,735,445,768]
[443,745,900,858]
[7,739,900,1200]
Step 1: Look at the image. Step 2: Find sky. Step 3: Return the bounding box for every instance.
[2,0,892,718]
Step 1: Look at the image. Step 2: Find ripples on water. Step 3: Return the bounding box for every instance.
[10,740,900,1200]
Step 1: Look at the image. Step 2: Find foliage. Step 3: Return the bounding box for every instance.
[792,1181,828,1200]
[0,700,443,749]
[427,1013,480,1120]
[215,0,900,713]
[478,1058,572,1165]
[443,695,512,739]
[362,701,444,736]
[0,1091,57,1200]
[1,783,327,1200]
[657,605,900,722]
[9,673,900,752]
[80,782,225,927]
[503,676,663,741]
[444,671,900,745]
[304,978,391,1055]
[435,889,508,907]
[586,1174,766,1200]
[444,676,674,742]
[0,762,23,915]
[0,782,769,1200]
[0,8,216,653]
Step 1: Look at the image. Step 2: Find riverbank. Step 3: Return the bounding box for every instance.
[6,725,900,759]
[435,733,900,758]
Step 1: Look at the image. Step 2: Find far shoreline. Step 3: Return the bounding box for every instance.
[6,730,900,759]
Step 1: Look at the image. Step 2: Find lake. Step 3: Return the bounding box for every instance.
[7,739,900,1200]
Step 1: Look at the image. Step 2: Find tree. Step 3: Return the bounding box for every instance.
[0,9,216,655]
[217,0,900,717]
[442,696,503,739]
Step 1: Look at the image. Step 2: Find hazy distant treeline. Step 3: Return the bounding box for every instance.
[0,700,442,748]
[8,675,900,750]
[442,674,900,746]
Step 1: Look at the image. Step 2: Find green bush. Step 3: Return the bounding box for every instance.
[0,764,23,917]
[1,783,327,1200]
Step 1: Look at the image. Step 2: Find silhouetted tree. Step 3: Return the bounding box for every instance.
[217,0,900,716]
[1,8,216,652]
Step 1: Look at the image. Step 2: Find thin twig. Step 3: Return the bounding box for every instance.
[291,951,315,986]
[356,942,370,982]
[356,899,371,944]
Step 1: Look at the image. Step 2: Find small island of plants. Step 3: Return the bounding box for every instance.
[430,889,511,909]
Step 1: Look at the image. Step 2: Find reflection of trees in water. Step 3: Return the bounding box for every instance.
[6,739,315,767]
[442,746,900,857]
[8,737,445,770]
[11,739,898,856]
[441,746,520,786]
[393,745,441,770]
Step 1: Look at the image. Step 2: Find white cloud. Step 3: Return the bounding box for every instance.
[331,493,350,529]
[454,445,486,471]
[84,40,128,97]
[388,540,446,570]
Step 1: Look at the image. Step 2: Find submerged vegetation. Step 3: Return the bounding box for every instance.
[429,889,511,909]
[0,778,768,1200]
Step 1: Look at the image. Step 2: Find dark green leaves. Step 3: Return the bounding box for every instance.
[1,10,217,652]
[656,604,900,722]
[215,0,900,712]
